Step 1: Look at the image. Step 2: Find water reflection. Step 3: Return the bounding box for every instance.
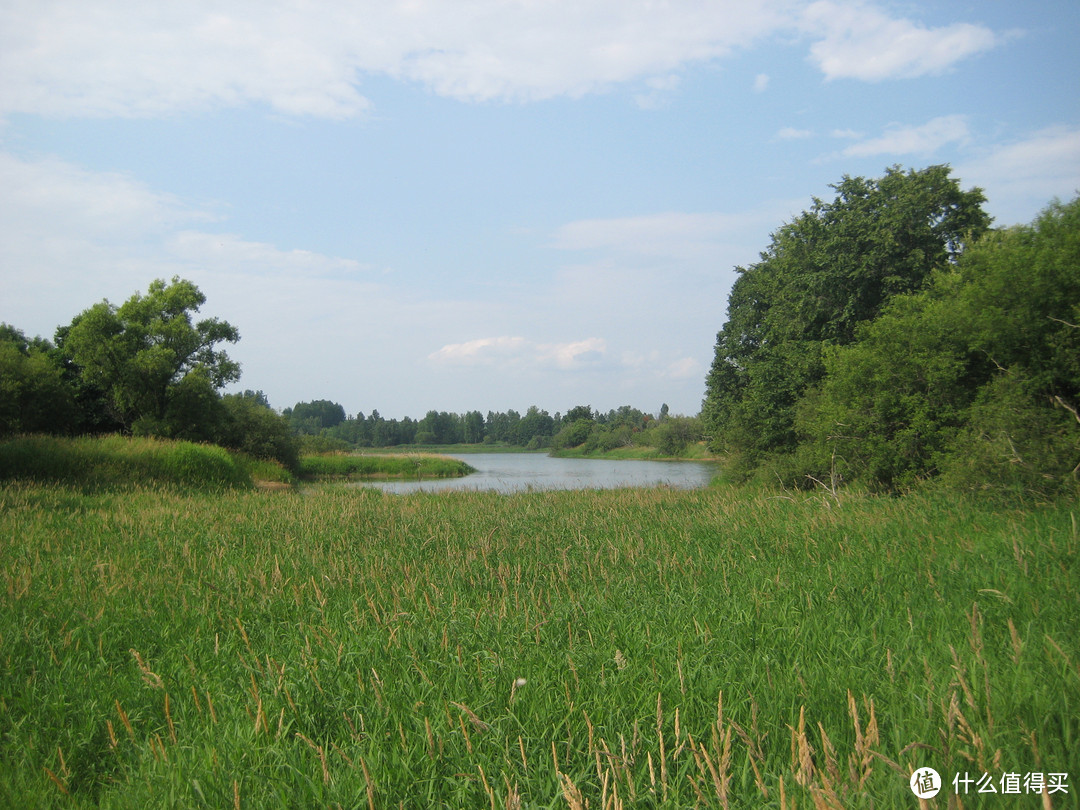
[356,453,716,494]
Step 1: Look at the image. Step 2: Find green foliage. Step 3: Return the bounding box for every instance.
[0,435,251,490]
[704,165,991,465]
[56,277,240,437]
[647,415,703,456]
[1,484,1075,806]
[286,399,347,434]
[0,327,78,436]
[937,372,1078,498]
[297,452,473,480]
[799,196,1080,495]
[217,392,301,472]
[552,418,595,450]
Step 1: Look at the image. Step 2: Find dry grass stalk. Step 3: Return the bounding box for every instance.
[296,732,330,784]
[452,701,489,732]
[790,706,815,787]
[360,755,375,810]
[130,648,163,689]
[656,692,668,802]
[115,699,135,741]
[164,692,177,744]
[503,775,522,810]
[847,691,879,790]
[1008,618,1024,663]
[557,772,584,810]
[44,766,69,795]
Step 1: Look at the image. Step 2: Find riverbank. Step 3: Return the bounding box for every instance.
[548,440,717,461]
[1,480,1075,807]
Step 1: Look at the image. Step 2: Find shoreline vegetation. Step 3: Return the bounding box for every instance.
[0,435,478,490]
[298,451,475,481]
[0,433,1077,807]
[0,435,705,493]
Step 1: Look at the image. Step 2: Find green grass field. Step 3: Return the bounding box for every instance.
[0,441,1077,807]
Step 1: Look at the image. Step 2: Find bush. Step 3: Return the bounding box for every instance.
[217,394,301,471]
[937,373,1079,499]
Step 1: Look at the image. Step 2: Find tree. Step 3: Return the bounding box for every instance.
[463,410,485,444]
[217,392,301,471]
[57,278,240,437]
[703,165,991,468]
[287,400,347,434]
[0,326,78,435]
[798,195,1080,495]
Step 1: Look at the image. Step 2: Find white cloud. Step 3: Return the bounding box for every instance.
[753,73,770,92]
[551,210,771,261]
[667,357,701,380]
[803,1,998,81]
[634,74,681,109]
[624,351,701,381]
[0,151,206,240]
[168,231,371,278]
[0,151,207,328]
[0,1,1000,118]
[537,338,607,370]
[428,336,607,371]
[843,114,970,157]
[0,0,791,117]
[957,125,1080,225]
[776,126,814,140]
[427,336,528,365]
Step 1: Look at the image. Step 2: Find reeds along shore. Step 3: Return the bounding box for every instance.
[297,451,474,480]
[0,470,1077,806]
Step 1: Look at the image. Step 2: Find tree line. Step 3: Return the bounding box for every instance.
[702,165,1079,498]
[6,163,1074,495]
[0,276,700,471]
[285,400,702,456]
[1,279,302,470]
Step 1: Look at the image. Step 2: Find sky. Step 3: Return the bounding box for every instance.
[2,1,1078,420]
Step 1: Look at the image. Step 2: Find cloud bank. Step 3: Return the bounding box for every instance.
[0,1,999,118]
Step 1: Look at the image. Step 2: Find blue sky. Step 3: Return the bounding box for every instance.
[2,1,1078,419]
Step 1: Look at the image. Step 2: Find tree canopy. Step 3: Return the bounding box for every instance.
[703,165,992,466]
[57,277,240,437]
[703,164,1078,497]
[799,195,1080,495]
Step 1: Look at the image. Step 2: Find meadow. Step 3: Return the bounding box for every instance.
[0,450,1077,806]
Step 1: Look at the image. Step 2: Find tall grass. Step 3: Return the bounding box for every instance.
[0,482,1076,807]
[0,435,252,490]
[298,452,474,480]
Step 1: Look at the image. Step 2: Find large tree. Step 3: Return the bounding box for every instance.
[57,277,240,437]
[703,165,991,467]
[799,195,1080,494]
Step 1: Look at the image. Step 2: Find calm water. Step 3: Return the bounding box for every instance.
[357,453,717,494]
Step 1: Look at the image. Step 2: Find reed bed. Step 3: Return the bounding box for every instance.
[0,482,1076,807]
[298,452,474,480]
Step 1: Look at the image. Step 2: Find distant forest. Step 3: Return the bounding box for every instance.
[283,399,703,456]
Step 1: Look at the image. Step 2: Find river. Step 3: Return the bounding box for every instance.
[355,452,717,494]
